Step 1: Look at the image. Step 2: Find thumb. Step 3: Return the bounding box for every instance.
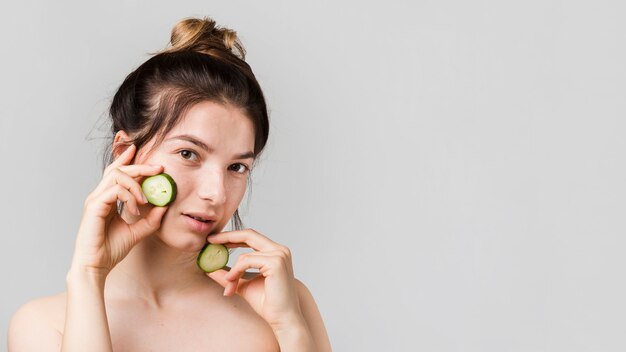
[129,205,169,243]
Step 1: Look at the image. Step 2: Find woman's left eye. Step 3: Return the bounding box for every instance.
[179,149,198,161]
[229,163,249,174]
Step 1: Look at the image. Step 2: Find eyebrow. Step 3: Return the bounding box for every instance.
[165,134,255,160]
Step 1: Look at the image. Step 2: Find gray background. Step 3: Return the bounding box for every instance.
[1,1,625,351]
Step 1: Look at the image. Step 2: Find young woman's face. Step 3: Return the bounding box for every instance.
[130,100,255,252]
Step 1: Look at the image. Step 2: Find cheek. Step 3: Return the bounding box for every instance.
[224,180,248,213]
[227,178,248,197]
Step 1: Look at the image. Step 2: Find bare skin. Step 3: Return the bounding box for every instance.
[8,101,331,351]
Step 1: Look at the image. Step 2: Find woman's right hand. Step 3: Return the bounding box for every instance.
[69,144,168,278]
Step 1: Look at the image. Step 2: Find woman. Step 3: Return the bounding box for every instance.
[8,16,331,351]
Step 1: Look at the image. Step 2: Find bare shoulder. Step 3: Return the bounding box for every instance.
[8,292,66,351]
[294,278,333,352]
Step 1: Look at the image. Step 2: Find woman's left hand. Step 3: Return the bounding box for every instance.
[204,229,304,330]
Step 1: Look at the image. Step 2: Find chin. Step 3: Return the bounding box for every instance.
[157,213,218,251]
[155,227,208,253]
[176,235,209,252]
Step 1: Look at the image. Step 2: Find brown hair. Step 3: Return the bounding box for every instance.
[103,16,270,230]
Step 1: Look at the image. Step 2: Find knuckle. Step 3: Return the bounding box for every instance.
[134,184,144,195]
[114,185,130,199]
[128,187,139,198]
[83,193,94,206]
[112,167,125,178]
[279,246,291,258]
[87,188,103,201]
[83,196,101,212]
[82,197,92,209]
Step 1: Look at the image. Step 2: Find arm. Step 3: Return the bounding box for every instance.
[295,279,332,352]
[269,279,331,352]
[57,144,166,351]
[61,269,113,352]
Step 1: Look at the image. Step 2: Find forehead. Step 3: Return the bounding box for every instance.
[167,101,255,147]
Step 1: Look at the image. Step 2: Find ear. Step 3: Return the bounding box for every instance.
[113,130,133,160]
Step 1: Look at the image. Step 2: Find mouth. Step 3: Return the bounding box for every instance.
[183,213,216,234]
[184,214,213,223]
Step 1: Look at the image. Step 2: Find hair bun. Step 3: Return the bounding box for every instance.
[156,16,246,60]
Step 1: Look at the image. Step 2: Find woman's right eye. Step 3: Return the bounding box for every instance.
[178,149,198,161]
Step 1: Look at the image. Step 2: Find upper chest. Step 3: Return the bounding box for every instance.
[51,292,280,352]
[111,294,281,352]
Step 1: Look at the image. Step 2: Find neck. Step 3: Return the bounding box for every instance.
[105,213,214,307]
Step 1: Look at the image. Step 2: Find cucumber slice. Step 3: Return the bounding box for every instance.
[197,243,229,273]
[141,173,177,206]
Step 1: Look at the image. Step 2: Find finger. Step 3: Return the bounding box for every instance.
[95,165,163,198]
[88,184,138,218]
[206,265,260,284]
[104,144,136,175]
[207,229,282,252]
[206,267,263,296]
[128,205,169,243]
[226,251,291,279]
[115,163,164,181]
[96,171,142,215]
[114,184,141,217]
[222,242,250,249]
[205,267,232,289]
[111,169,149,206]
[222,252,289,296]
[205,267,245,295]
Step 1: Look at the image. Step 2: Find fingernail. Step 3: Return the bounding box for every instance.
[223,288,228,296]
[142,193,148,203]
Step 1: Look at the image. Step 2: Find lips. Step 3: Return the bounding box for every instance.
[185,214,211,223]
[183,212,217,223]
[183,214,215,233]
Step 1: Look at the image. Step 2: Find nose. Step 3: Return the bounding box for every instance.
[197,169,227,205]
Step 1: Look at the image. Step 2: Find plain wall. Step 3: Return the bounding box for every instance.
[2,0,625,351]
